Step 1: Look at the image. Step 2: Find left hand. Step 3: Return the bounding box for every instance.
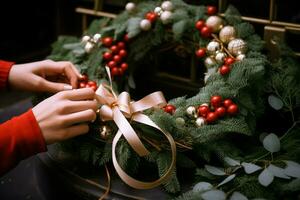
[8,59,82,93]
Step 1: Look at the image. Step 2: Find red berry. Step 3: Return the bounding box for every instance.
[119,49,127,57]
[200,26,212,38]
[113,55,122,63]
[87,80,97,87]
[164,104,176,114]
[195,20,205,30]
[210,95,222,108]
[108,60,117,68]
[197,105,210,117]
[123,34,130,42]
[219,65,231,75]
[225,57,235,65]
[227,104,238,115]
[223,99,233,108]
[215,107,226,117]
[206,112,218,123]
[102,37,113,47]
[110,45,119,54]
[90,85,98,91]
[80,74,88,82]
[120,62,128,71]
[103,52,113,60]
[207,6,217,15]
[117,41,126,49]
[196,48,206,58]
[146,12,157,23]
[118,68,124,75]
[111,67,119,76]
[79,82,86,88]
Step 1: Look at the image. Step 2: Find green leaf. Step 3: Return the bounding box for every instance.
[284,161,300,178]
[224,157,240,166]
[205,165,226,176]
[258,168,274,187]
[268,95,283,110]
[241,162,262,174]
[263,133,280,153]
[268,164,290,179]
[201,190,226,200]
[193,182,213,193]
[126,17,142,38]
[230,192,248,200]
[217,174,236,187]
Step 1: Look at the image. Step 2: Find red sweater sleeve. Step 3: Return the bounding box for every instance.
[0,109,47,175]
[0,60,14,89]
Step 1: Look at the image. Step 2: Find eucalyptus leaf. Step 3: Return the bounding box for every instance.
[205,165,226,176]
[128,73,136,89]
[284,161,300,178]
[217,174,236,187]
[268,95,283,110]
[258,168,274,187]
[224,157,240,166]
[201,190,226,200]
[193,182,213,193]
[262,133,280,153]
[230,192,248,200]
[126,17,142,38]
[268,164,290,179]
[241,162,262,174]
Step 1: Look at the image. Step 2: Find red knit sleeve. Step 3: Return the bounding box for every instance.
[0,60,15,89]
[0,109,47,175]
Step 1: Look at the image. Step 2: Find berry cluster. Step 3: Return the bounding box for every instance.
[219,57,235,75]
[78,74,98,91]
[194,6,217,38]
[197,95,238,124]
[102,35,129,77]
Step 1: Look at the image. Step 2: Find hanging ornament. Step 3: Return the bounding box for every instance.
[99,125,112,140]
[227,39,247,56]
[140,19,152,31]
[160,11,173,24]
[175,117,185,126]
[125,2,136,13]
[154,7,163,16]
[205,16,223,33]
[236,54,246,61]
[161,1,174,11]
[219,26,236,44]
[195,117,206,127]
[215,51,227,64]
[186,106,197,118]
[206,41,220,55]
[204,56,217,68]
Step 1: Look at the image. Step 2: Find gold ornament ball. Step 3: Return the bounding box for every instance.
[227,39,247,56]
[219,26,236,44]
[99,125,112,140]
[215,51,227,64]
[204,56,217,68]
[205,16,223,33]
[206,41,221,55]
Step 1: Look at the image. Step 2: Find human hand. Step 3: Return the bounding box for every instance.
[8,59,82,93]
[32,88,97,144]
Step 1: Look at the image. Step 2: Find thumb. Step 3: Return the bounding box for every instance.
[40,78,73,93]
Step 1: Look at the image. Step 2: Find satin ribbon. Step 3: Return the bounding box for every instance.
[95,67,176,189]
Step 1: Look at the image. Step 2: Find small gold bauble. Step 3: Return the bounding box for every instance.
[206,41,221,55]
[186,106,197,118]
[204,56,217,68]
[206,16,223,33]
[99,125,112,140]
[195,117,206,127]
[219,26,236,44]
[215,51,227,64]
[227,39,247,56]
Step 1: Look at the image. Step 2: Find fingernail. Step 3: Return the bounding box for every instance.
[64,85,73,90]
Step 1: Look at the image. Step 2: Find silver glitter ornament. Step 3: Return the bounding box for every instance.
[219,26,236,44]
[205,16,223,33]
[228,39,247,56]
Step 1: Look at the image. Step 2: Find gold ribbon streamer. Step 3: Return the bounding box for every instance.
[95,67,176,189]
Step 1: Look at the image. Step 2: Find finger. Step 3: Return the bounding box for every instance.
[60,88,95,101]
[64,109,96,126]
[65,100,98,114]
[34,76,72,93]
[63,123,90,139]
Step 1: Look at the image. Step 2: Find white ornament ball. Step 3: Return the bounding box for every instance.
[84,42,94,53]
[175,117,185,126]
[154,7,163,16]
[161,1,174,11]
[93,33,101,42]
[228,39,247,56]
[140,19,152,31]
[125,2,136,13]
[160,11,173,24]
[81,35,90,43]
[215,51,227,64]
[206,16,223,33]
[219,26,236,44]
[204,57,217,68]
[236,54,246,61]
[186,106,197,118]
[206,41,221,55]
[195,117,206,127]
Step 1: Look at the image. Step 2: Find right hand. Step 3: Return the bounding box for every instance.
[32,88,98,144]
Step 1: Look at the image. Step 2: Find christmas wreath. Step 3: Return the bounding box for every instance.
[45,0,300,199]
